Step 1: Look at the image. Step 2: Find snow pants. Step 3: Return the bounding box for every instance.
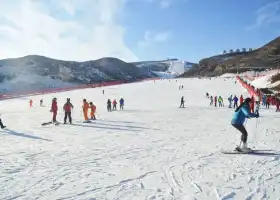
[266,103,270,109]
[52,111,57,122]
[180,102,184,108]
[113,104,117,110]
[232,124,248,143]
[233,102,238,108]
[90,111,96,120]
[219,102,223,107]
[64,112,72,123]
[120,104,124,110]
[229,101,232,108]
[107,105,111,112]
[83,109,89,120]
[0,118,4,128]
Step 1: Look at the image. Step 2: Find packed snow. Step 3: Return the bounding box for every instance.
[1,78,280,200]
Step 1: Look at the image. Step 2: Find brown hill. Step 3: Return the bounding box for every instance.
[180,36,280,77]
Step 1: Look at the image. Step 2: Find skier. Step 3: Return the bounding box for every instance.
[214,96,217,107]
[50,98,58,123]
[29,99,33,107]
[206,92,209,98]
[112,99,117,110]
[210,96,213,105]
[0,115,6,129]
[82,99,89,121]
[89,102,96,120]
[262,95,266,106]
[240,95,244,104]
[107,99,112,112]
[63,98,73,124]
[40,99,43,107]
[233,95,238,108]
[102,89,104,95]
[228,95,233,108]
[181,85,184,89]
[180,96,185,108]
[218,96,224,107]
[231,98,259,152]
[119,98,124,110]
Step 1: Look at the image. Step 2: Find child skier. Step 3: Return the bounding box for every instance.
[228,95,233,108]
[233,95,238,108]
[119,98,124,110]
[63,98,74,124]
[180,96,185,108]
[50,98,58,123]
[89,102,96,120]
[231,98,259,152]
[0,115,6,129]
[82,99,89,121]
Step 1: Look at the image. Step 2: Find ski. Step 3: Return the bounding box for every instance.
[41,121,60,126]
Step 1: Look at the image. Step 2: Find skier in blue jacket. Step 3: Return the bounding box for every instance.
[231,97,259,152]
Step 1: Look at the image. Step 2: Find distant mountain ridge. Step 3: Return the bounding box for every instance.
[0,55,194,93]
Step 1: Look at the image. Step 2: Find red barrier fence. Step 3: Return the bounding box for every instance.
[236,76,279,106]
[0,78,159,101]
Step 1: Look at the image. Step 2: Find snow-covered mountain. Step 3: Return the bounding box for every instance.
[0,55,155,93]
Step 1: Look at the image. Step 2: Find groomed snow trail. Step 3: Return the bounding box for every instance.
[0,78,280,200]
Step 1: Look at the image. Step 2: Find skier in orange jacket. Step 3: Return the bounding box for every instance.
[82,99,89,121]
[89,102,96,120]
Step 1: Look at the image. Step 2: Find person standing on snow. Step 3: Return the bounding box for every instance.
[210,96,213,105]
[119,98,124,110]
[29,99,33,107]
[89,102,96,120]
[63,98,74,124]
[250,96,255,113]
[180,96,185,108]
[231,98,259,152]
[112,99,117,110]
[218,96,224,107]
[228,95,233,108]
[214,96,217,107]
[276,99,280,112]
[82,99,89,121]
[233,95,238,108]
[0,114,6,129]
[240,95,244,104]
[50,98,58,123]
[107,99,112,112]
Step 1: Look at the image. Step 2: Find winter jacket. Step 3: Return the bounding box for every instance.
[231,104,258,125]
[83,102,89,112]
[240,97,244,104]
[233,97,238,102]
[120,99,124,105]
[63,102,73,112]
[90,105,96,112]
[51,101,58,112]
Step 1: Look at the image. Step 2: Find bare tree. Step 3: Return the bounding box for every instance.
[236,49,240,53]
[229,49,234,53]
[242,48,246,52]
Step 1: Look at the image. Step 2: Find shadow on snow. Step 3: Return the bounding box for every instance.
[0,129,52,142]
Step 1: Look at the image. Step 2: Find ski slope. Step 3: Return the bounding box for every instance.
[1,78,280,200]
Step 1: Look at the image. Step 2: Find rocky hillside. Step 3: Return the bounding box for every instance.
[179,36,280,77]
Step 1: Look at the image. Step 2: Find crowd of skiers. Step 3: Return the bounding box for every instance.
[206,92,280,113]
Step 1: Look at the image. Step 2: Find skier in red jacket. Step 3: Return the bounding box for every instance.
[50,98,58,123]
[240,95,244,104]
[63,98,73,124]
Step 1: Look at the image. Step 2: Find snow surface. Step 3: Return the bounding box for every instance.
[251,71,279,89]
[1,78,280,200]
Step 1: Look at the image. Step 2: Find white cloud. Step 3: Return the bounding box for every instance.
[138,30,172,48]
[247,0,280,30]
[0,0,138,62]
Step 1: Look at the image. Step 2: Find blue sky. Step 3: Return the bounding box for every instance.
[0,0,279,63]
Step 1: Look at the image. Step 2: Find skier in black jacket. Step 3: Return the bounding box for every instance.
[0,115,6,129]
